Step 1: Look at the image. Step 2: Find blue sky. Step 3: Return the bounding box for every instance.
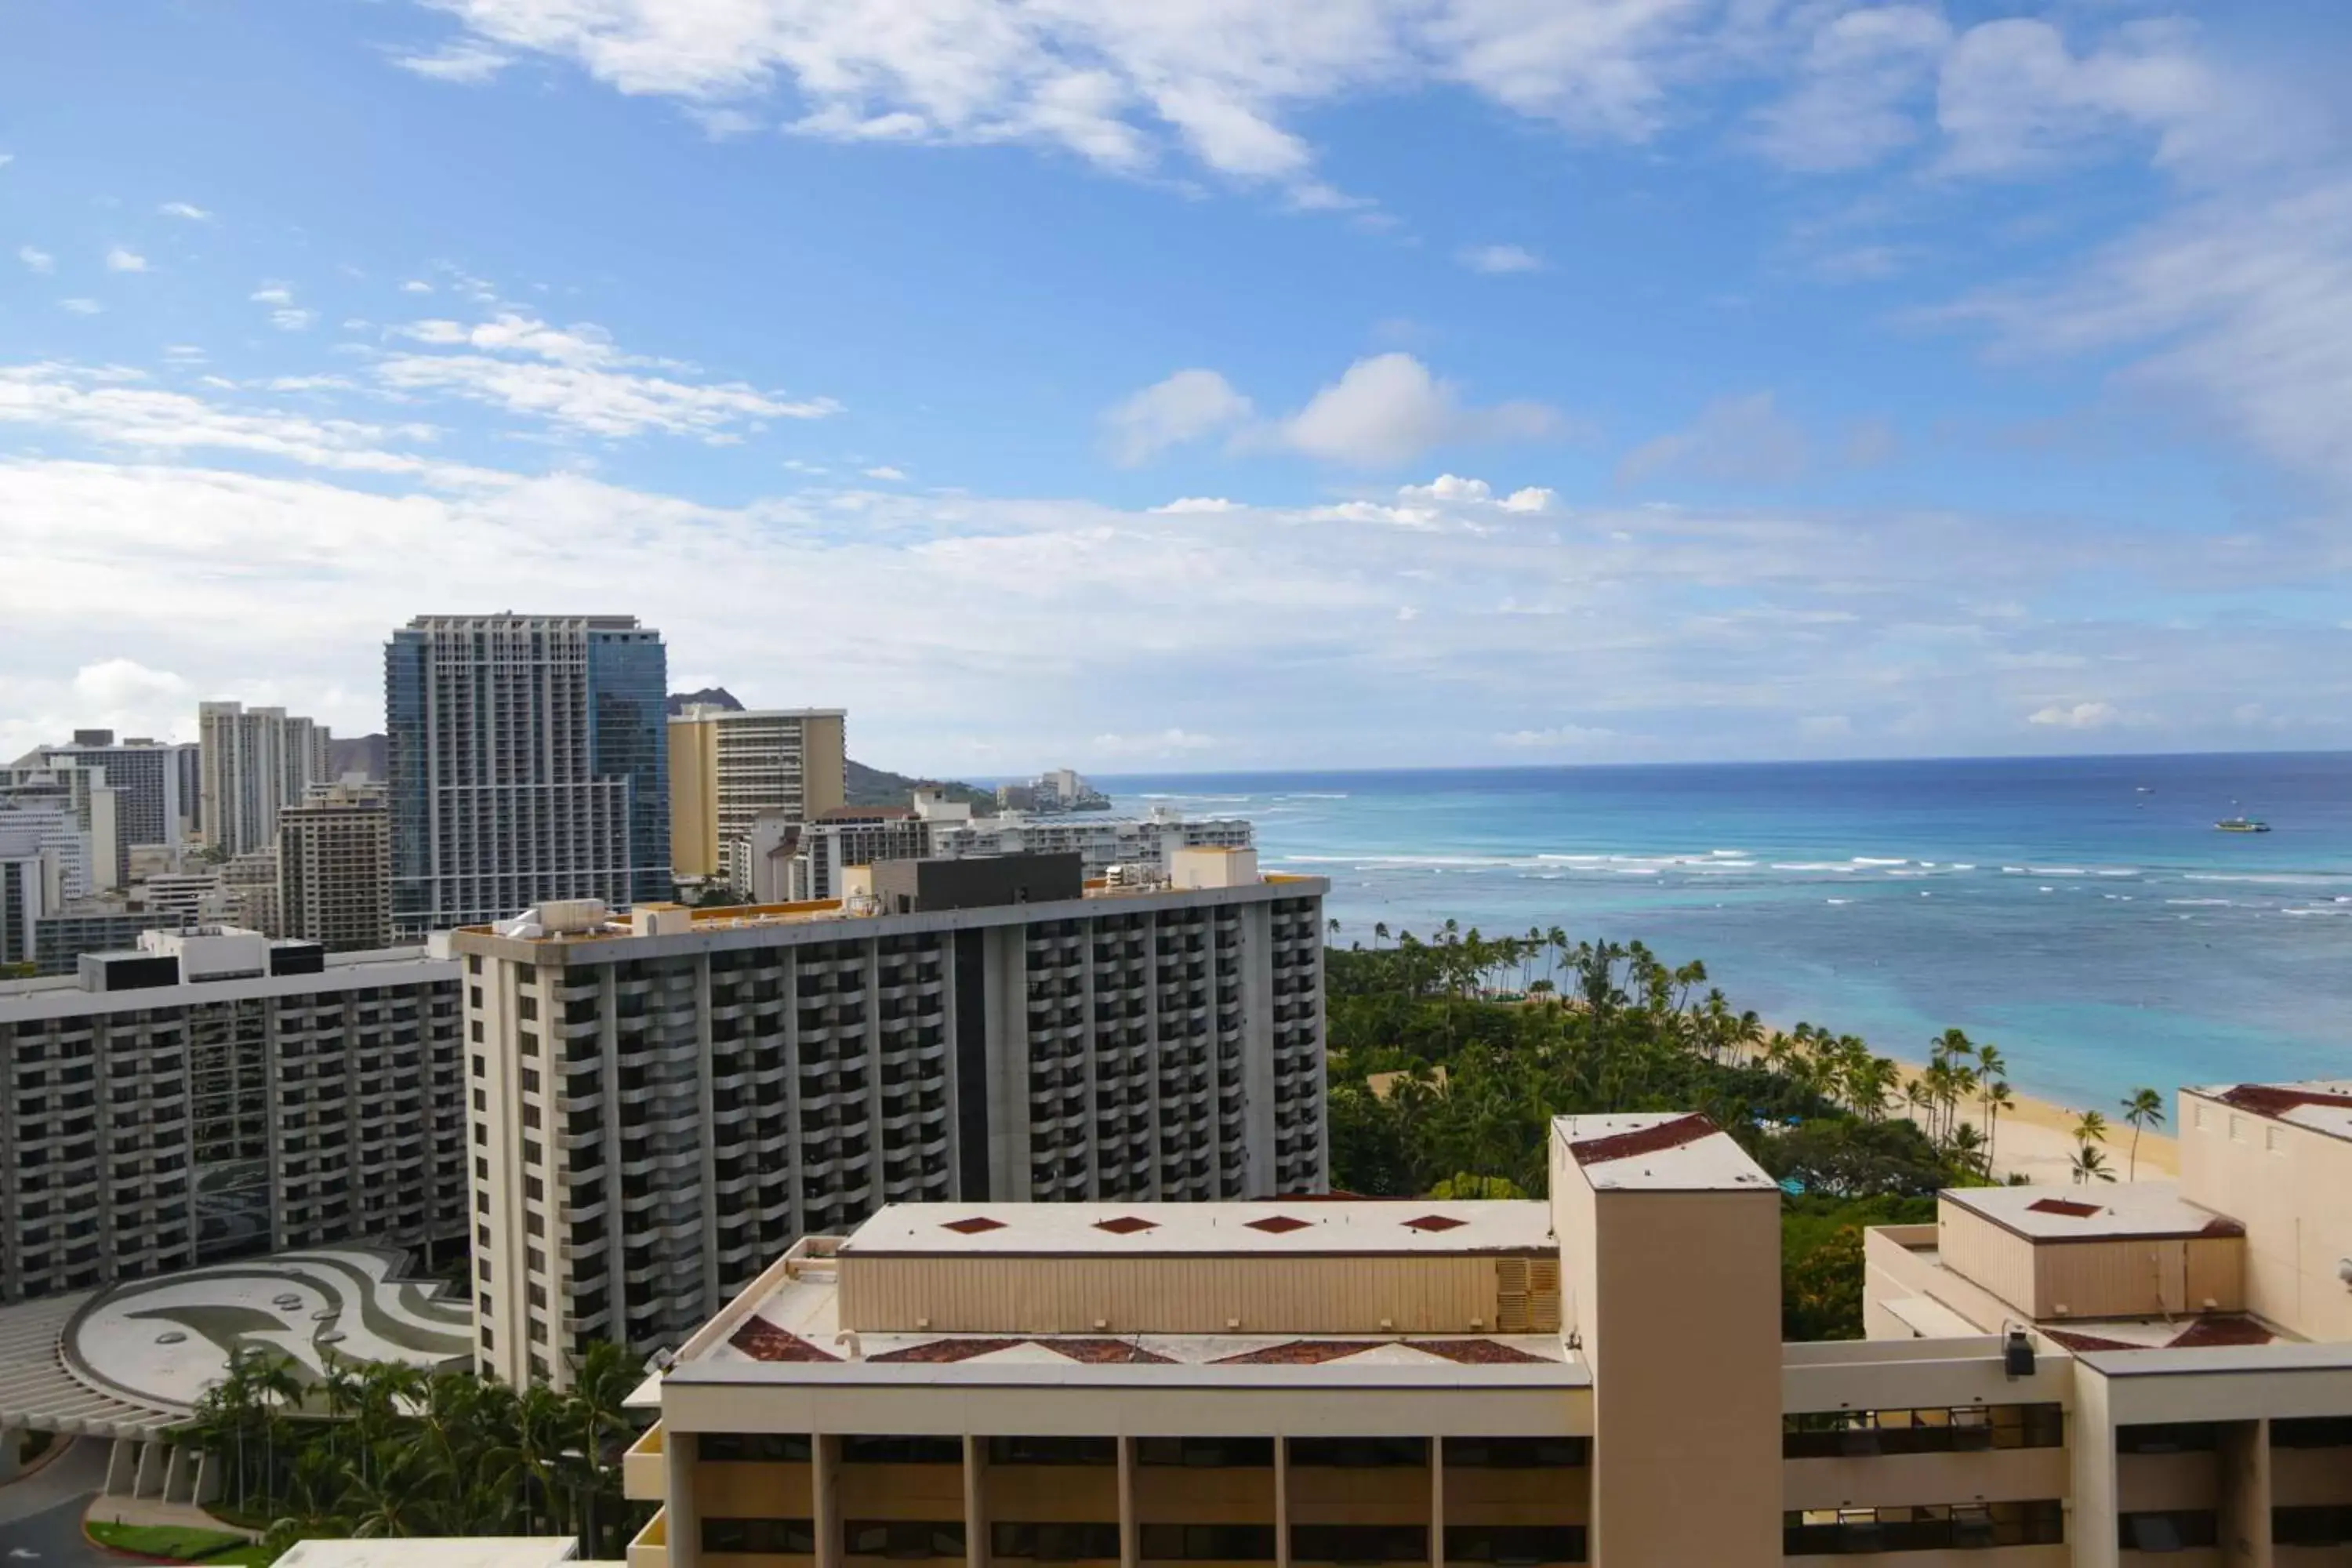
[3,0,2349,773]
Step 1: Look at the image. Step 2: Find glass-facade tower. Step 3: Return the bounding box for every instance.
[387,615,670,936]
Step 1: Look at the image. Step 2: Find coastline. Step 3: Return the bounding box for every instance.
[1881,1056,2179,1186]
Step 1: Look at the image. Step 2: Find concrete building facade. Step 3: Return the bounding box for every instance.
[387,615,671,937]
[279,782,393,953]
[612,1100,2352,1568]
[670,707,848,894]
[197,703,332,858]
[451,861,1328,1388]
[35,738,195,851]
[0,931,466,1303]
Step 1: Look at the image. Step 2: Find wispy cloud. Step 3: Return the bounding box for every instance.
[18,245,54,274]
[1101,369,1253,466]
[158,201,212,221]
[105,245,150,273]
[1457,244,1543,275]
[1620,392,1808,487]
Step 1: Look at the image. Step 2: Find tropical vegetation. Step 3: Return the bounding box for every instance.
[1323,922,2018,1339]
[173,1341,648,1563]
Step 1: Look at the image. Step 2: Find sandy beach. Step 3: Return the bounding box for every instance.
[1881,1059,2179,1186]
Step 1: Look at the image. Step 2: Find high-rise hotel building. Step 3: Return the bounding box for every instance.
[197,702,332,858]
[387,615,671,937]
[454,849,1327,1387]
[669,706,848,895]
[0,927,466,1303]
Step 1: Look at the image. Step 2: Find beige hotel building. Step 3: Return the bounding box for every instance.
[612,1084,2352,1568]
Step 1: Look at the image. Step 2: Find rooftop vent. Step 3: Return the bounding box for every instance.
[1403,1214,1468,1233]
[1246,1215,1312,1235]
[1094,1215,1160,1236]
[942,1217,1007,1235]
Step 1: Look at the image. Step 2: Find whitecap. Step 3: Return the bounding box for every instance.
[2027,866,2088,876]
[2166,898,2233,907]
[1853,857,1908,866]
[1825,898,1850,906]
[1948,863,1978,871]
[1770,862,1857,872]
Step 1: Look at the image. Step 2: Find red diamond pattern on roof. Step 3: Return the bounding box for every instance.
[1094,1215,1159,1236]
[942,1216,1006,1234]
[728,1318,837,1363]
[1246,1215,1312,1235]
[1403,1214,1466,1232]
[2026,1197,2103,1218]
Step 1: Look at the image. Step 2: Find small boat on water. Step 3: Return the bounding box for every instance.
[2216,817,2272,833]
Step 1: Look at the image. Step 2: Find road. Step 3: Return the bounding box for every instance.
[0,1441,119,1568]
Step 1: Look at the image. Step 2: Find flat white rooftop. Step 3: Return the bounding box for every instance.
[840,1200,1555,1257]
[2188,1081,2352,1145]
[274,1539,582,1568]
[1944,1180,2242,1243]
[1555,1112,1777,1192]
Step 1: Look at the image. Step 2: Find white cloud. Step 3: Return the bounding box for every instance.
[0,404,2342,766]
[59,299,102,316]
[395,40,514,83]
[1620,391,1808,487]
[106,246,150,274]
[74,658,188,710]
[1751,5,1950,172]
[2027,700,2123,730]
[252,284,294,305]
[162,345,206,365]
[272,308,319,332]
[1277,354,1562,467]
[1497,725,1617,750]
[1936,18,2258,179]
[19,245,53,274]
[1149,496,1240,514]
[862,465,908,481]
[158,201,212,221]
[371,315,842,441]
[0,361,494,485]
[1101,368,1252,466]
[1458,243,1543,274]
[1936,177,2352,500]
[387,0,1806,204]
[1087,728,1221,759]
[400,280,435,294]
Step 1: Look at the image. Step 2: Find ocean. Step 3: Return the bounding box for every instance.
[1099,753,2352,1113]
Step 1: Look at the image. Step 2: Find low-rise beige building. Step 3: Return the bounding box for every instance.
[615,1093,2352,1568]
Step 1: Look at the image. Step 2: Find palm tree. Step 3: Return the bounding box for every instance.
[1982,1080,2016,1173]
[2120,1088,2165,1181]
[2071,1142,2116,1185]
[2072,1109,2109,1149]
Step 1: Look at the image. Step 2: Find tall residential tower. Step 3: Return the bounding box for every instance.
[197,703,331,858]
[667,705,847,894]
[387,615,670,937]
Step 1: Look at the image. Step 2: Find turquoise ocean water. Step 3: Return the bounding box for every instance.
[1100,753,2352,1111]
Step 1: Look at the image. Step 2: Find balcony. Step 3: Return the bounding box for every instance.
[623,1423,666,1501]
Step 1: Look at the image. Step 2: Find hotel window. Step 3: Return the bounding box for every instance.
[986,1436,1115,1466]
[2275,1507,2352,1548]
[1445,1437,1588,1468]
[1784,1403,2061,1457]
[1785,1501,2062,1554]
[1137,1526,1275,1563]
[1288,1437,1426,1468]
[1443,1525,1587,1565]
[2119,1512,2218,1552]
[1290,1526,1427,1564]
[2230,1115,2246,1142]
[990,1523,1120,1561]
[702,1519,815,1555]
[699,1433,814,1462]
[840,1436,963,1465]
[844,1522,964,1559]
[1136,1437,1272,1468]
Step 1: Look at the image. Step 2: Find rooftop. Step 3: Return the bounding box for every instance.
[1555,1112,1777,1193]
[1944,1180,2243,1243]
[2187,1080,2352,1145]
[273,1539,584,1568]
[459,873,1325,947]
[837,1200,1555,1258]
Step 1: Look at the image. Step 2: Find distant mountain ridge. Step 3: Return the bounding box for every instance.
[666,686,744,715]
[328,734,387,779]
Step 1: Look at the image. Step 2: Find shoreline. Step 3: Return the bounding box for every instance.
[1878,1054,2179,1186]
